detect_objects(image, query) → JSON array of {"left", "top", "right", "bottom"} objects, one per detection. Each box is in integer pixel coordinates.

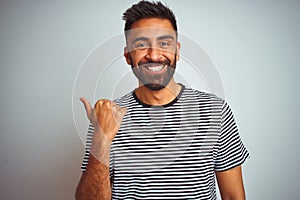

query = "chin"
[{"left": 144, "top": 83, "right": 166, "bottom": 91}]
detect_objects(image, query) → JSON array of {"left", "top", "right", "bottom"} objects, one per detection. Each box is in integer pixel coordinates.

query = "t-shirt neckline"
[{"left": 132, "top": 84, "right": 185, "bottom": 108}]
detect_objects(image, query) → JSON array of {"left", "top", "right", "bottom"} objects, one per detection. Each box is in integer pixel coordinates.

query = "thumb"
[{"left": 79, "top": 97, "right": 93, "bottom": 120}]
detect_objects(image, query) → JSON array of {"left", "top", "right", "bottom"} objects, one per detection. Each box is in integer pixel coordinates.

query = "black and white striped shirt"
[{"left": 81, "top": 85, "right": 249, "bottom": 199}]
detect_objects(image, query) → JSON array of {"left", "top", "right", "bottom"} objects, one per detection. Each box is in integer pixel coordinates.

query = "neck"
[{"left": 134, "top": 79, "right": 182, "bottom": 106}]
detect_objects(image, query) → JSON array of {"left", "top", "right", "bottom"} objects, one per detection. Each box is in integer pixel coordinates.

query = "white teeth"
[{"left": 147, "top": 65, "right": 164, "bottom": 72}]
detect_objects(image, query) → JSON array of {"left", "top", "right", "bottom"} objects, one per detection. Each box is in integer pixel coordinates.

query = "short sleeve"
[
  {"left": 214, "top": 101, "right": 249, "bottom": 171},
  {"left": 80, "top": 123, "right": 94, "bottom": 172}
]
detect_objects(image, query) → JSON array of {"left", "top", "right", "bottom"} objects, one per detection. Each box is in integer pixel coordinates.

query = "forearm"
[
  {"left": 76, "top": 134, "right": 112, "bottom": 200},
  {"left": 75, "top": 155, "right": 111, "bottom": 200},
  {"left": 76, "top": 98, "right": 125, "bottom": 199}
]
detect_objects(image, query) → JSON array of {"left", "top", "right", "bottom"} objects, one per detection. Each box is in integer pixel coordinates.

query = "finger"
[
  {"left": 121, "top": 107, "right": 127, "bottom": 117},
  {"left": 79, "top": 97, "right": 93, "bottom": 119},
  {"left": 112, "top": 103, "right": 126, "bottom": 116},
  {"left": 112, "top": 105, "right": 127, "bottom": 122}
]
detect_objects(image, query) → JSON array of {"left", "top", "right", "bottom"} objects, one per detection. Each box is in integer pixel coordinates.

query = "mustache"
[{"left": 138, "top": 60, "right": 170, "bottom": 68}]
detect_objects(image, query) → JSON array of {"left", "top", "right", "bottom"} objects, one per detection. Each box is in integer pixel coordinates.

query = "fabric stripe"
[{"left": 81, "top": 85, "right": 249, "bottom": 199}]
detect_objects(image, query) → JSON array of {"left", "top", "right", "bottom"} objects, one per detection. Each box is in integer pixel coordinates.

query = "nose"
[{"left": 145, "top": 47, "right": 162, "bottom": 61}]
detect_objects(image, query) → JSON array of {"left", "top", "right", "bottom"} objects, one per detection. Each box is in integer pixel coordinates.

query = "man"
[{"left": 76, "top": 1, "right": 249, "bottom": 199}]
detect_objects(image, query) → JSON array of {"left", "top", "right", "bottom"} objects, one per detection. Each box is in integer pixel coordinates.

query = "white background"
[{"left": 0, "top": 0, "right": 299, "bottom": 199}]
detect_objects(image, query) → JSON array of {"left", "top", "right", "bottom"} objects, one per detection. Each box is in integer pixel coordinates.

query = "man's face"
[{"left": 124, "top": 18, "right": 180, "bottom": 90}]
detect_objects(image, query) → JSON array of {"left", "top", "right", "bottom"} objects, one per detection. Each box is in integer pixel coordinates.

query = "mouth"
[
  {"left": 146, "top": 65, "right": 165, "bottom": 72},
  {"left": 139, "top": 63, "right": 167, "bottom": 73}
]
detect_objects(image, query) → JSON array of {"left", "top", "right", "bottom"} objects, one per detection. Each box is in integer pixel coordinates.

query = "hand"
[
  {"left": 80, "top": 97, "right": 126, "bottom": 164},
  {"left": 80, "top": 97, "right": 126, "bottom": 142}
]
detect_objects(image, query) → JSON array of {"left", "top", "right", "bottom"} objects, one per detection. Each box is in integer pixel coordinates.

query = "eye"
[
  {"left": 160, "top": 41, "right": 170, "bottom": 48},
  {"left": 135, "top": 42, "right": 150, "bottom": 49}
]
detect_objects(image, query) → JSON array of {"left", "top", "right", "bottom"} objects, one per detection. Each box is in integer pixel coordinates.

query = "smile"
[
  {"left": 146, "top": 65, "right": 165, "bottom": 72},
  {"left": 139, "top": 62, "right": 167, "bottom": 73}
]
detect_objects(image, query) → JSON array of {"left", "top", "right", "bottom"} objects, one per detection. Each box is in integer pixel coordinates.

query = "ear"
[
  {"left": 124, "top": 47, "right": 131, "bottom": 65},
  {"left": 176, "top": 42, "right": 181, "bottom": 61}
]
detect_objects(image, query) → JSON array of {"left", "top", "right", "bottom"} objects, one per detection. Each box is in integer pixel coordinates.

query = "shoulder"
[
  {"left": 113, "top": 91, "right": 136, "bottom": 107},
  {"left": 181, "top": 86, "right": 224, "bottom": 105}
]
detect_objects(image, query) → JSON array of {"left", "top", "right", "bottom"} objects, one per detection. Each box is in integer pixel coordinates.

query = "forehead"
[
  {"left": 126, "top": 18, "right": 177, "bottom": 41},
  {"left": 131, "top": 18, "right": 174, "bottom": 29}
]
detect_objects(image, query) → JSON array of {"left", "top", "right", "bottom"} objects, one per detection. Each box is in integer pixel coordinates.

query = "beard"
[{"left": 129, "top": 54, "right": 177, "bottom": 91}]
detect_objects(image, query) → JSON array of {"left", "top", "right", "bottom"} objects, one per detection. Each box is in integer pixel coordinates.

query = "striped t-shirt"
[{"left": 81, "top": 85, "right": 249, "bottom": 199}]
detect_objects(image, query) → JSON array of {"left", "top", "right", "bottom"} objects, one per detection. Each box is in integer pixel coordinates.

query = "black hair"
[{"left": 122, "top": 1, "right": 177, "bottom": 32}]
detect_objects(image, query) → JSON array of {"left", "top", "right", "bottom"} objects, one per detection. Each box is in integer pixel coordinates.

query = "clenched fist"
[
  {"left": 94, "top": 99, "right": 126, "bottom": 141},
  {"left": 80, "top": 97, "right": 126, "bottom": 164}
]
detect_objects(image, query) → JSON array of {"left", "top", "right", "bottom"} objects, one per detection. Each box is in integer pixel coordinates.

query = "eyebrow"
[
  {"left": 132, "top": 37, "right": 149, "bottom": 44},
  {"left": 131, "top": 35, "right": 175, "bottom": 44},
  {"left": 157, "top": 35, "right": 175, "bottom": 41}
]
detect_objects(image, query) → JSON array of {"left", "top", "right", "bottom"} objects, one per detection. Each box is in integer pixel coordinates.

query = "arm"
[
  {"left": 75, "top": 98, "right": 126, "bottom": 200},
  {"left": 215, "top": 165, "right": 246, "bottom": 200},
  {"left": 76, "top": 155, "right": 111, "bottom": 200},
  {"left": 75, "top": 134, "right": 112, "bottom": 200}
]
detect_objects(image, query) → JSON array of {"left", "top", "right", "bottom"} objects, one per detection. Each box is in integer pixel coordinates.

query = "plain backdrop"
[{"left": 0, "top": 0, "right": 299, "bottom": 199}]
